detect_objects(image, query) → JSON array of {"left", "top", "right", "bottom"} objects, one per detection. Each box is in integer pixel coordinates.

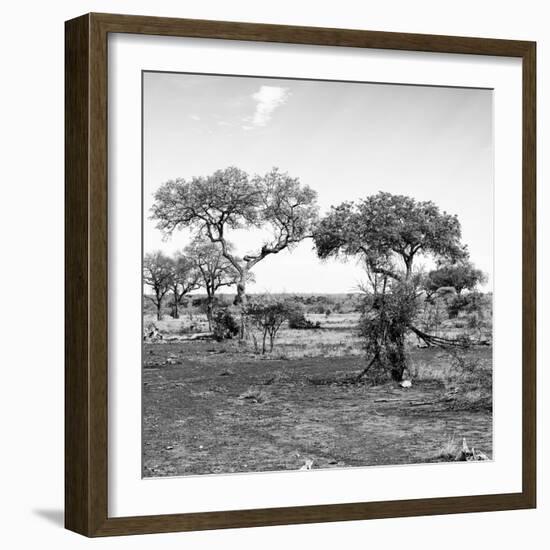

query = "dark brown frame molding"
[{"left": 65, "top": 12, "right": 536, "bottom": 537}]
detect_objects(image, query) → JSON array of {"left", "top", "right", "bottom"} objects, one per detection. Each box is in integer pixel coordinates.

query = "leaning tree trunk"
[{"left": 172, "top": 298, "right": 179, "bottom": 319}]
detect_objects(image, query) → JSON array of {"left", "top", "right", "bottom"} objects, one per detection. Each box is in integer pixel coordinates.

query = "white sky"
[{"left": 143, "top": 72, "right": 493, "bottom": 294}]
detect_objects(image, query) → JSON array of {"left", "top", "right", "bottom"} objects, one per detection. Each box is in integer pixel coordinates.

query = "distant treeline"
[
  {"left": 143, "top": 290, "right": 492, "bottom": 318},
  {"left": 143, "top": 292, "right": 365, "bottom": 316}
]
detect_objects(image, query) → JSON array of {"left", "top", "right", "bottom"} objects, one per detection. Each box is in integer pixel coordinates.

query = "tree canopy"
[
  {"left": 313, "top": 192, "right": 468, "bottom": 279},
  {"left": 152, "top": 166, "right": 319, "bottom": 309},
  {"left": 424, "top": 261, "right": 487, "bottom": 296}
]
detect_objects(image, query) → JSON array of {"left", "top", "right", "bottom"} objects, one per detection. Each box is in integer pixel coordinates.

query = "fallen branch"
[{"left": 409, "top": 325, "right": 471, "bottom": 348}]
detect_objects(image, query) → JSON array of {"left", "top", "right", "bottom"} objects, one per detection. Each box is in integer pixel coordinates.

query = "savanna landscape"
[
  {"left": 142, "top": 74, "right": 493, "bottom": 477},
  {"left": 143, "top": 312, "right": 492, "bottom": 476},
  {"left": 142, "top": 188, "right": 493, "bottom": 477}
]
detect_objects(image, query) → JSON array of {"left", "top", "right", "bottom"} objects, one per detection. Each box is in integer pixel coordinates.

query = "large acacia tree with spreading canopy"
[
  {"left": 152, "top": 166, "right": 319, "bottom": 333},
  {"left": 314, "top": 192, "right": 468, "bottom": 280},
  {"left": 314, "top": 192, "right": 473, "bottom": 381}
]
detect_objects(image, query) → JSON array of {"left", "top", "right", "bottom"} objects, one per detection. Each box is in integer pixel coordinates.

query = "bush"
[
  {"left": 246, "top": 298, "right": 295, "bottom": 353},
  {"left": 288, "top": 310, "right": 321, "bottom": 330},
  {"left": 447, "top": 294, "right": 468, "bottom": 318},
  {"left": 143, "top": 322, "right": 163, "bottom": 342},
  {"left": 357, "top": 281, "right": 418, "bottom": 382},
  {"left": 212, "top": 308, "right": 240, "bottom": 341},
  {"left": 447, "top": 291, "right": 485, "bottom": 318}
]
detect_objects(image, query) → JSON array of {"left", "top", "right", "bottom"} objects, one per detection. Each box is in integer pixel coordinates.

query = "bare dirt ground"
[{"left": 143, "top": 339, "right": 492, "bottom": 477}]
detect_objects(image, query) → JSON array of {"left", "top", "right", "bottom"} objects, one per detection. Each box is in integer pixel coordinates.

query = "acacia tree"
[
  {"left": 143, "top": 251, "right": 173, "bottom": 320},
  {"left": 424, "top": 260, "right": 487, "bottom": 297},
  {"left": 314, "top": 192, "right": 467, "bottom": 280},
  {"left": 168, "top": 253, "right": 201, "bottom": 319},
  {"left": 152, "top": 166, "right": 318, "bottom": 334},
  {"left": 184, "top": 239, "right": 240, "bottom": 330},
  {"left": 314, "top": 192, "right": 470, "bottom": 382}
]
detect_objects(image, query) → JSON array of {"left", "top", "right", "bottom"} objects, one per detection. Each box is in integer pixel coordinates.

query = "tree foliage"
[
  {"left": 424, "top": 260, "right": 487, "bottom": 297},
  {"left": 151, "top": 166, "right": 319, "bottom": 311},
  {"left": 314, "top": 192, "right": 467, "bottom": 279}
]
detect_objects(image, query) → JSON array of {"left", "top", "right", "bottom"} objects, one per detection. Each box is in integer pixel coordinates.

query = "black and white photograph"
[{"left": 142, "top": 71, "right": 493, "bottom": 478}]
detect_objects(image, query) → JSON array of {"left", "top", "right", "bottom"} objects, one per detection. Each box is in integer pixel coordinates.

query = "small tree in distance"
[
  {"left": 424, "top": 260, "right": 486, "bottom": 297},
  {"left": 246, "top": 297, "right": 295, "bottom": 354},
  {"left": 168, "top": 253, "right": 201, "bottom": 319},
  {"left": 143, "top": 251, "right": 173, "bottom": 321},
  {"left": 185, "top": 239, "right": 241, "bottom": 330}
]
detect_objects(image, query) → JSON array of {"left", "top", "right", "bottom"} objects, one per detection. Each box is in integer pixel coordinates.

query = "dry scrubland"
[{"left": 143, "top": 307, "right": 492, "bottom": 477}]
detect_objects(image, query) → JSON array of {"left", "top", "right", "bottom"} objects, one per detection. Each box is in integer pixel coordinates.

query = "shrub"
[
  {"left": 288, "top": 310, "right": 321, "bottom": 330},
  {"left": 246, "top": 298, "right": 295, "bottom": 353},
  {"left": 433, "top": 436, "right": 460, "bottom": 461},
  {"left": 447, "top": 294, "right": 468, "bottom": 318},
  {"left": 447, "top": 291, "right": 485, "bottom": 318},
  {"left": 212, "top": 308, "right": 240, "bottom": 341},
  {"left": 191, "top": 297, "right": 203, "bottom": 308},
  {"left": 143, "top": 322, "right": 163, "bottom": 342},
  {"left": 357, "top": 281, "right": 418, "bottom": 382}
]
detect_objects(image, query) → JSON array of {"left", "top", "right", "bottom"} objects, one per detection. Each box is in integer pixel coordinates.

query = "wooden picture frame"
[{"left": 65, "top": 12, "right": 536, "bottom": 537}]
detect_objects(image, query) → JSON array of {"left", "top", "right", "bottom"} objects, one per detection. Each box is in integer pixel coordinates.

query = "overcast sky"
[{"left": 143, "top": 71, "right": 493, "bottom": 294}]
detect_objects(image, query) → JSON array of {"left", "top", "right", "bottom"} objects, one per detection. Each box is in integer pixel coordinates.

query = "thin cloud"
[
  {"left": 189, "top": 114, "right": 201, "bottom": 121},
  {"left": 245, "top": 85, "right": 291, "bottom": 128}
]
